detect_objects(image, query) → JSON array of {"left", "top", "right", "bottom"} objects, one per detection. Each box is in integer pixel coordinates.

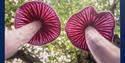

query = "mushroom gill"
[
  {"left": 14, "top": 1, "right": 61, "bottom": 46},
  {"left": 65, "top": 6, "right": 115, "bottom": 51}
]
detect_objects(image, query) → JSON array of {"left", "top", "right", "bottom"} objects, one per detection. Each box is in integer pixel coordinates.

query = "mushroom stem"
[
  {"left": 5, "top": 21, "right": 41, "bottom": 59},
  {"left": 85, "top": 26, "right": 120, "bottom": 63}
]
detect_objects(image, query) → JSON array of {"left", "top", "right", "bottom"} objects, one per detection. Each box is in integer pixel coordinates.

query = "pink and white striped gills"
[
  {"left": 65, "top": 6, "right": 115, "bottom": 51},
  {"left": 14, "top": 1, "right": 60, "bottom": 46}
]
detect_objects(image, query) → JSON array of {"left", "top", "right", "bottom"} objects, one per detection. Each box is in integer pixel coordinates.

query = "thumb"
[{"left": 85, "top": 26, "right": 120, "bottom": 63}]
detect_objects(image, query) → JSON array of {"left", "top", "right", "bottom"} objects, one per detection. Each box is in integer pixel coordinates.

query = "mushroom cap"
[
  {"left": 15, "top": 1, "right": 60, "bottom": 46},
  {"left": 65, "top": 6, "right": 115, "bottom": 51}
]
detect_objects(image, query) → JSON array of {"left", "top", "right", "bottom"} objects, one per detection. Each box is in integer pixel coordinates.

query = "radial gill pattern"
[
  {"left": 15, "top": 1, "right": 60, "bottom": 46},
  {"left": 65, "top": 6, "right": 115, "bottom": 51}
]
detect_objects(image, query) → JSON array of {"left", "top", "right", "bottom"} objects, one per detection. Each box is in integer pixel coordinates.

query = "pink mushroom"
[
  {"left": 65, "top": 6, "right": 115, "bottom": 51},
  {"left": 14, "top": 1, "right": 60, "bottom": 46}
]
